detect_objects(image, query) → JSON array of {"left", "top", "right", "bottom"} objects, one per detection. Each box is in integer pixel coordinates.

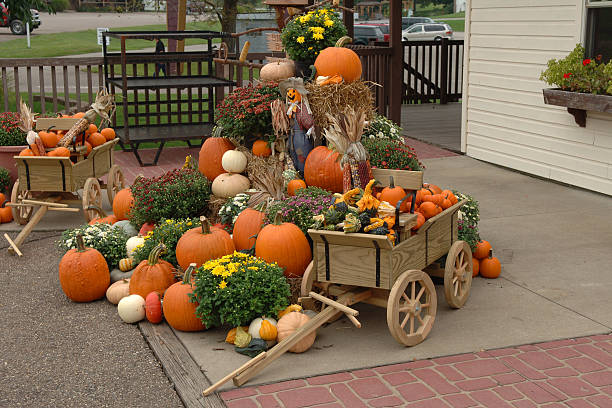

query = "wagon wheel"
[
  {"left": 444, "top": 241, "right": 473, "bottom": 309},
  {"left": 10, "top": 180, "right": 33, "bottom": 225},
  {"left": 82, "top": 178, "right": 102, "bottom": 222},
  {"left": 299, "top": 261, "right": 344, "bottom": 322},
  {"left": 106, "top": 165, "right": 125, "bottom": 206},
  {"left": 387, "top": 270, "right": 437, "bottom": 346}
]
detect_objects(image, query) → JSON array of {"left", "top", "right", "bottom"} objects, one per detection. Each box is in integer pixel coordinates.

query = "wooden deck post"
[
  {"left": 343, "top": 0, "right": 354, "bottom": 39},
  {"left": 389, "top": 0, "right": 403, "bottom": 122}
]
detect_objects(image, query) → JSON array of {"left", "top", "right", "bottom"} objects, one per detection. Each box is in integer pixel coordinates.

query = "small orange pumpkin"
[
  {"left": 441, "top": 189, "right": 457, "bottom": 205},
  {"left": 287, "top": 179, "right": 307, "bottom": 196},
  {"left": 129, "top": 243, "right": 176, "bottom": 299},
  {"left": 411, "top": 212, "right": 425, "bottom": 231},
  {"left": 48, "top": 147, "right": 71, "bottom": 157},
  {"left": 87, "top": 132, "right": 106, "bottom": 147},
  {"left": 379, "top": 176, "right": 405, "bottom": 209},
  {"left": 100, "top": 127, "right": 116, "bottom": 141},
  {"left": 473, "top": 240, "right": 492, "bottom": 260},
  {"left": 424, "top": 183, "right": 442, "bottom": 195},
  {"left": 19, "top": 148, "right": 34, "bottom": 156},
  {"left": 480, "top": 250, "right": 501, "bottom": 279},
  {"left": 39, "top": 131, "right": 58, "bottom": 148},
  {"left": 163, "top": 263, "right": 206, "bottom": 332},
  {"left": 0, "top": 200, "right": 13, "bottom": 224},
  {"left": 419, "top": 202, "right": 439, "bottom": 219},
  {"left": 252, "top": 139, "right": 272, "bottom": 157}
]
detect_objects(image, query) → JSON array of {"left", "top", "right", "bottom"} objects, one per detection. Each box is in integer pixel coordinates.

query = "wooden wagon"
[
  {"left": 4, "top": 118, "right": 125, "bottom": 255},
  {"left": 301, "top": 168, "right": 473, "bottom": 346}
]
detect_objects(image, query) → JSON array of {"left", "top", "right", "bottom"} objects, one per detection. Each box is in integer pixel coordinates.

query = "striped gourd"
[{"left": 119, "top": 257, "right": 134, "bottom": 272}]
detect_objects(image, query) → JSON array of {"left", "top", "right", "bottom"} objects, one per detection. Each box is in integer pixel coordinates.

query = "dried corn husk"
[
  {"left": 58, "top": 89, "right": 115, "bottom": 147},
  {"left": 19, "top": 100, "right": 45, "bottom": 156}
]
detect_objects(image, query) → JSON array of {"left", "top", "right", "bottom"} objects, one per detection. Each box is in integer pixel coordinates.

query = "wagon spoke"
[
  {"left": 452, "top": 276, "right": 458, "bottom": 284},
  {"left": 399, "top": 306, "right": 411, "bottom": 313},
  {"left": 421, "top": 303, "right": 429, "bottom": 308},
  {"left": 454, "top": 280, "right": 460, "bottom": 297},
  {"left": 416, "top": 286, "right": 425, "bottom": 302},
  {"left": 400, "top": 312, "right": 411, "bottom": 329},
  {"left": 409, "top": 315, "right": 414, "bottom": 334},
  {"left": 401, "top": 293, "right": 410, "bottom": 303},
  {"left": 459, "top": 251, "right": 464, "bottom": 266},
  {"left": 417, "top": 314, "right": 424, "bottom": 325},
  {"left": 411, "top": 281, "right": 416, "bottom": 300}
]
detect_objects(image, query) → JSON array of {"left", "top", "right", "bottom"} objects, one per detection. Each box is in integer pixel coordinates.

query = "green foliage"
[
  {"left": 215, "top": 83, "right": 280, "bottom": 144},
  {"left": 129, "top": 168, "right": 211, "bottom": 226},
  {"left": 266, "top": 187, "right": 333, "bottom": 234},
  {"left": 452, "top": 191, "right": 480, "bottom": 251},
  {"left": 540, "top": 44, "right": 612, "bottom": 95},
  {"left": 362, "top": 138, "right": 423, "bottom": 171},
  {"left": 59, "top": 223, "right": 128, "bottom": 269},
  {"left": 218, "top": 193, "right": 249, "bottom": 232},
  {"left": 49, "top": 0, "right": 69, "bottom": 12},
  {"left": 281, "top": 8, "right": 347, "bottom": 63},
  {"left": 132, "top": 218, "right": 198, "bottom": 266},
  {"left": 5, "top": 0, "right": 55, "bottom": 24},
  {"left": 0, "top": 112, "right": 27, "bottom": 147},
  {"left": 191, "top": 252, "right": 290, "bottom": 327},
  {"left": 0, "top": 168, "right": 10, "bottom": 195},
  {"left": 363, "top": 114, "right": 403, "bottom": 141}
]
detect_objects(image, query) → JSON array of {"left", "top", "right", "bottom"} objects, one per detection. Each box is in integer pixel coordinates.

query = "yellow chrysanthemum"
[
  {"left": 187, "top": 221, "right": 192, "bottom": 226},
  {"left": 212, "top": 265, "right": 225, "bottom": 276},
  {"left": 218, "top": 280, "right": 227, "bottom": 289},
  {"left": 297, "top": 36, "right": 305, "bottom": 44},
  {"left": 247, "top": 266, "right": 259, "bottom": 270},
  {"left": 313, "top": 33, "right": 324, "bottom": 40},
  {"left": 324, "top": 19, "right": 334, "bottom": 27}
]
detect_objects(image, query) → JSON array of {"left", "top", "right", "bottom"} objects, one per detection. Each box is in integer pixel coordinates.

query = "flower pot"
[
  {"left": 293, "top": 61, "right": 315, "bottom": 80},
  {"left": 542, "top": 88, "right": 612, "bottom": 127},
  {"left": 0, "top": 145, "right": 27, "bottom": 185}
]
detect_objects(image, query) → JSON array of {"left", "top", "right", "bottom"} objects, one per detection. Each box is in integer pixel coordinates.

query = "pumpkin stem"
[
  {"left": 335, "top": 36, "right": 353, "bottom": 48},
  {"left": 148, "top": 242, "right": 167, "bottom": 265},
  {"left": 200, "top": 216, "right": 211, "bottom": 234},
  {"left": 488, "top": 249, "right": 493, "bottom": 259},
  {"left": 182, "top": 263, "right": 197, "bottom": 284},
  {"left": 273, "top": 212, "right": 284, "bottom": 225},
  {"left": 75, "top": 234, "right": 86, "bottom": 252},
  {"left": 86, "top": 204, "right": 106, "bottom": 218},
  {"left": 389, "top": 176, "right": 395, "bottom": 189},
  {"left": 253, "top": 201, "right": 267, "bottom": 212}
]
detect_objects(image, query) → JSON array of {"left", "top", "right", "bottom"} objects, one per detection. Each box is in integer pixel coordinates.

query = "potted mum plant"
[
  {"left": 281, "top": 8, "right": 347, "bottom": 78},
  {"left": 0, "top": 112, "right": 27, "bottom": 184},
  {"left": 540, "top": 44, "right": 612, "bottom": 127}
]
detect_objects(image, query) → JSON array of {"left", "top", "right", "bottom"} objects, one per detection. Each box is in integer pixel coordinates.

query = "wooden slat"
[
  {"left": 63, "top": 66, "right": 69, "bottom": 113},
  {"left": 13, "top": 67, "right": 20, "bottom": 112},
  {"left": 1, "top": 67, "right": 8, "bottom": 111},
  {"left": 51, "top": 66, "right": 58, "bottom": 113},
  {"left": 0, "top": 57, "right": 103, "bottom": 68},
  {"left": 87, "top": 66, "right": 93, "bottom": 105},
  {"left": 308, "top": 229, "right": 394, "bottom": 249},
  {"left": 139, "top": 322, "right": 225, "bottom": 408},
  {"left": 74, "top": 66, "right": 81, "bottom": 111},
  {"left": 39, "top": 66, "right": 45, "bottom": 115},
  {"left": 371, "top": 169, "right": 423, "bottom": 190},
  {"left": 35, "top": 117, "right": 79, "bottom": 130},
  {"left": 27, "top": 66, "right": 33, "bottom": 108}
]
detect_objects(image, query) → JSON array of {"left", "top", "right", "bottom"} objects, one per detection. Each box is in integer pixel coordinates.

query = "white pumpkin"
[
  {"left": 249, "top": 317, "right": 278, "bottom": 347},
  {"left": 212, "top": 173, "right": 250, "bottom": 198},
  {"left": 260, "top": 61, "right": 295, "bottom": 82},
  {"left": 221, "top": 150, "right": 247, "bottom": 174},
  {"left": 117, "top": 294, "right": 146, "bottom": 323},
  {"left": 112, "top": 220, "right": 139, "bottom": 237},
  {"left": 126, "top": 236, "right": 145, "bottom": 259}
]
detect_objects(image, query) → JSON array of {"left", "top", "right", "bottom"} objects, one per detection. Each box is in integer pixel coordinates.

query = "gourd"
[
  {"left": 480, "top": 251, "right": 501, "bottom": 279},
  {"left": 58, "top": 234, "right": 110, "bottom": 302},
  {"left": 38, "top": 130, "right": 58, "bottom": 148},
  {"left": 277, "top": 304, "right": 302, "bottom": 319},
  {"left": 100, "top": 127, "right": 116, "bottom": 141},
  {"left": 112, "top": 188, "right": 133, "bottom": 220},
  {"left": 110, "top": 268, "right": 133, "bottom": 283},
  {"left": 119, "top": 257, "right": 134, "bottom": 272},
  {"left": 252, "top": 140, "right": 272, "bottom": 157},
  {"left": 232, "top": 205, "right": 266, "bottom": 252},
  {"left": 112, "top": 220, "right": 138, "bottom": 237},
  {"left": 211, "top": 173, "right": 250, "bottom": 198},
  {"left": 276, "top": 312, "right": 316, "bottom": 353},
  {"left": 255, "top": 212, "right": 312, "bottom": 278},
  {"left": 473, "top": 240, "right": 492, "bottom": 260},
  {"left": 117, "top": 294, "right": 146, "bottom": 323},
  {"left": 126, "top": 236, "right": 145, "bottom": 259},
  {"left": 304, "top": 146, "right": 344, "bottom": 193},
  {"left": 145, "top": 291, "right": 163, "bottom": 324},
  {"left": 106, "top": 278, "right": 131, "bottom": 304},
  {"left": 162, "top": 263, "right": 206, "bottom": 332},
  {"left": 314, "top": 36, "right": 362, "bottom": 83},
  {"left": 198, "top": 137, "right": 235, "bottom": 181},
  {"left": 259, "top": 60, "right": 295, "bottom": 82},
  {"left": 225, "top": 326, "right": 249, "bottom": 344},
  {"left": 248, "top": 317, "right": 278, "bottom": 341},
  {"left": 221, "top": 149, "right": 247, "bottom": 174},
  {"left": 287, "top": 179, "right": 307, "bottom": 196},
  {"left": 129, "top": 243, "right": 176, "bottom": 299},
  {"left": 175, "top": 216, "right": 235, "bottom": 270}
]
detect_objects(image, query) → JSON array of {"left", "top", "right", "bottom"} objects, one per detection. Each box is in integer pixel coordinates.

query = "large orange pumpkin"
[
  {"left": 175, "top": 216, "right": 235, "bottom": 270},
  {"left": 252, "top": 139, "right": 272, "bottom": 157},
  {"left": 112, "top": 188, "right": 133, "bottom": 220},
  {"left": 304, "top": 146, "right": 343, "bottom": 193},
  {"left": 163, "top": 263, "right": 206, "bottom": 332},
  {"left": 255, "top": 213, "right": 312, "bottom": 278},
  {"left": 287, "top": 179, "right": 307, "bottom": 196},
  {"left": 129, "top": 243, "right": 176, "bottom": 298},
  {"left": 58, "top": 235, "right": 110, "bottom": 302},
  {"left": 233, "top": 206, "right": 266, "bottom": 252},
  {"left": 198, "top": 137, "right": 235, "bottom": 181},
  {"left": 314, "top": 36, "right": 362, "bottom": 83}
]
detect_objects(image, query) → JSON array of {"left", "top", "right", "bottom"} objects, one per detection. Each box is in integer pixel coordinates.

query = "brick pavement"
[{"left": 220, "top": 333, "right": 612, "bottom": 408}]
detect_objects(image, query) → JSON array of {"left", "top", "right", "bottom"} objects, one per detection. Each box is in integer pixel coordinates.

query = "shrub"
[
  {"left": 266, "top": 187, "right": 333, "bottom": 234},
  {"left": 218, "top": 193, "right": 249, "bottom": 232},
  {"left": 363, "top": 114, "right": 403, "bottom": 141},
  {"left": 0, "top": 112, "right": 27, "bottom": 147},
  {"left": 362, "top": 138, "right": 423, "bottom": 171},
  {"left": 453, "top": 191, "right": 480, "bottom": 251},
  {"left": 0, "top": 167, "right": 10, "bottom": 194},
  {"left": 131, "top": 218, "right": 198, "bottom": 267},
  {"left": 191, "top": 252, "right": 290, "bottom": 327},
  {"left": 50, "top": 0, "right": 70, "bottom": 12},
  {"left": 129, "top": 168, "right": 211, "bottom": 226},
  {"left": 59, "top": 223, "right": 128, "bottom": 269}
]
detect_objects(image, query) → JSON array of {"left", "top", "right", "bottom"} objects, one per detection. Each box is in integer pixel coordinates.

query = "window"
[
  {"left": 407, "top": 25, "right": 422, "bottom": 33},
  {"left": 586, "top": 0, "right": 612, "bottom": 61}
]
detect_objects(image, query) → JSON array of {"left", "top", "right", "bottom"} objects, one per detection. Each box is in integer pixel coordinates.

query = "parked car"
[
  {"left": 402, "top": 16, "right": 434, "bottom": 30},
  {"left": 356, "top": 22, "right": 389, "bottom": 42},
  {"left": 402, "top": 23, "right": 453, "bottom": 41},
  {"left": 353, "top": 25, "right": 385, "bottom": 45},
  {"left": 0, "top": 2, "right": 41, "bottom": 35}
]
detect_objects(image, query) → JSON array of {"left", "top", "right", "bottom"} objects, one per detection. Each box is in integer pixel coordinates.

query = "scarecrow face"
[{"left": 287, "top": 88, "right": 302, "bottom": 103}]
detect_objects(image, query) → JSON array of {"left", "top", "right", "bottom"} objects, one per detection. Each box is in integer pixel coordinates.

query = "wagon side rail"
[
  {"left": 14, "top": 156, "right": 74, "bottom": 192},
  {"left": 72, "top": 138, "right": 119, "bottom": 189},
  {"left": 416, "top": 199, "right": 467, "bottom": 235}
]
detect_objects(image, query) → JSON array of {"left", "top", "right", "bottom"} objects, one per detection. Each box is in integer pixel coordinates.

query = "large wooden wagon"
[
  {"left": 301, "top": 168, "right": 473, "bottom": 346},
  {"left": 5, "top": 118, "right": 125, "bottom": 255}
]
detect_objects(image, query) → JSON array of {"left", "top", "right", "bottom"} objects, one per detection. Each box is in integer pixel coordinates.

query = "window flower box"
[{"left": 542, "top": 88, "right": 612, "bottom": 127}]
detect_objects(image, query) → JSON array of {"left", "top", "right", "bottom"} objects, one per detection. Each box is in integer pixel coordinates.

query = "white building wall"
[{"left": 462, "top": 0, "right": 612, "bottom": 195}]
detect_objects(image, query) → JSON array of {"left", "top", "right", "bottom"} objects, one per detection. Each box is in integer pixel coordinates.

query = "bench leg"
[{"left": 131, "top": 141, "right": 165, "bottom": 167}]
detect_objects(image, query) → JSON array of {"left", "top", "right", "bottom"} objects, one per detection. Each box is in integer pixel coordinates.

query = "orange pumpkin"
[
  {"left": 314, "top": 36, "right": 362, "bottom": 83},
  {"left": 87, "top": 205, "right": 118, "bottom": 225},
  {"left": 411, "top": 212, "right": 425, "bottom": 231},
  {"left": 129, "top": 243, "right": 176, "bottom": 299},
  {"left": 163, "top": 264, "right": 206, "bottom": 332},
  {"left": 58, "top": 234, "right": 110, "bottom": 302},
  {"left": 304, "top": 146, "right": 344, "bottom": 193},
  {"left": 48, "top": 147, "right": 71, "bottom": 157},
  {"left": 73, "top": 112, "right": 85, "bottom": 119},
  {"left": 86, "top": 123, "right": 98, "bottom": 135},
  {"left": 0, "top": 193, "right": 5, "bottom": 204},
  {"left": 87, "top": 132, "right": 106, "bottom": 147},
  {"left": 112, "top": 188, "right": 133, "bottom": 220},
  {"left": 287, "top": 179, "right": 307, "bottom": 196},
  {"left": 440, "top": 198, "right": 452, "bottom": 210},
  {"left": 100, "top": 127, "right": 116, "bottom": 141},
  {"left": 422, "top": 193, "right": 443, "bottom": 206},
  {"left": 19, "top": 148, "right": 34, "bottom": 156},
  {"left": 441, "top": 189, "right": 458, "bottom": 205},
  {"left": 424, "top": 183, "right": 442, "bottom": 195},
  {"left": 480, "top": 250, "right": 501, "bottom": 279},
  {"left": 379, "top": 176, "right": 406, "bottom": 209},
  {"left": 198, "top": 137, "right": 235, "bottom": 181},
  {"left": 38, "top": 131, "right": 58, "bottom": 148},
  {"left": 175, "top": 216, "right": 235, "bottom": 270},
  {"left": 419, "top": 202, "right": 439, "bottom": 219},
  {"left": 276, "top": 312, "right": 316, "bottom": 353},
  {"left": 252, "top": 139, "right": 272, "bottom": 157},
  {"left": 255, "top": 213, "right": 312, "bottom": 278},
  {"left": 473, "top": 240, "right": 492, "bottom": 260},
  {"left": 472, "top": 258, "right": 480, "bottom": 277},
  {"left": 0, "top": 200, "right": 13, "bottom": 223},
  {"left": 233, "top": 206, "right": 266, "bottom": 252}
]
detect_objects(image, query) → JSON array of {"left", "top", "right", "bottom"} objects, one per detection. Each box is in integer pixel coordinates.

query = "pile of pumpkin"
[{"left": 472, "top": 240, "right": 501, "bottom": 279}]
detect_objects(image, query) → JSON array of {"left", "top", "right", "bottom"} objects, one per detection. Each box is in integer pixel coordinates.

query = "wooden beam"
[{"left": 389, "top": 0, "right": 403, "bottom": 123}]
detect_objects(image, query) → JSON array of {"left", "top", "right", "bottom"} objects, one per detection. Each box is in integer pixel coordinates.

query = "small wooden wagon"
[
  {"left": 5, "top": 117, "right": 125, "bottom": 255},
  {"left": 301, "top": 168, "right": 473, "bottom": 346}
]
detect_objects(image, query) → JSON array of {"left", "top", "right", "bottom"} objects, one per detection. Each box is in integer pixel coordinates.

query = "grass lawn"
[
  {"left": 444, "top": 20, "right": 465, "bottom": 33},
  {"left": 0, "top": 21, "right": 221, "bottom": 59},
  {"left": 432, "top": 11, "right": 465, "bottom": 19}
]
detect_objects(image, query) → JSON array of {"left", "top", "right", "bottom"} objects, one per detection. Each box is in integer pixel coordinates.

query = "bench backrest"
[{"left": 371, "top": 168, "right": 423, "bottom": 191}]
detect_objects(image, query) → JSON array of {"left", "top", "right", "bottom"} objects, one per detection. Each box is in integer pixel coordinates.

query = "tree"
[{"left": 5, "top": 0, "right": 55, "bottom": 25}]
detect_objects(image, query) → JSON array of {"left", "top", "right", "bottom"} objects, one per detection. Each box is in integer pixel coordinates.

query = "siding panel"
[
  {"left": 471, "top": 6, "right": 577, "bottom": 22},
  {"left": 470, "top": 21, "right": 577, "bottom": 37}
]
